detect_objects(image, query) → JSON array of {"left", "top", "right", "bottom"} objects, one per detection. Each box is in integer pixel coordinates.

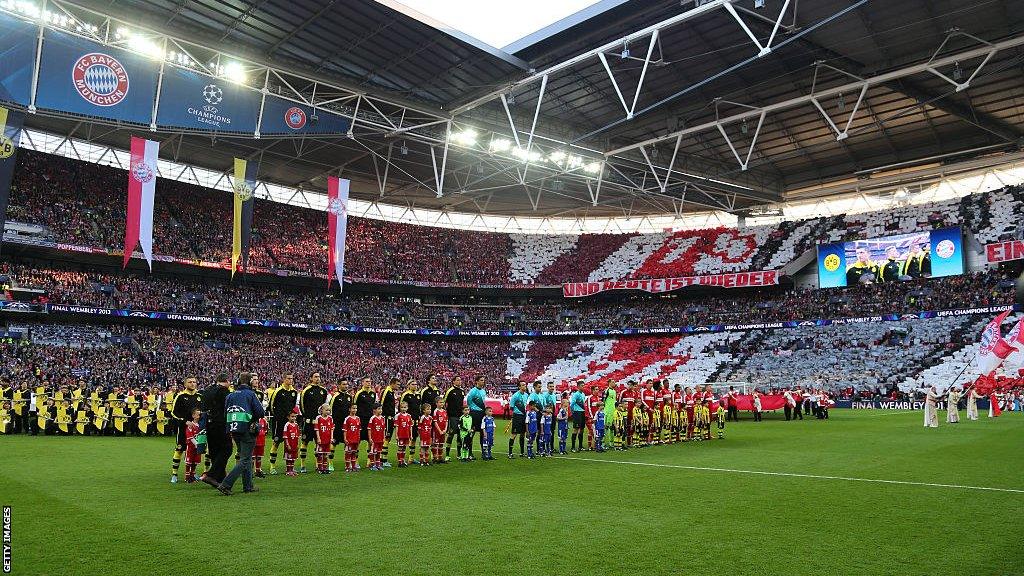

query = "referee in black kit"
[{"left": 443, "top": 376, "right": 465, "bottom": 461}]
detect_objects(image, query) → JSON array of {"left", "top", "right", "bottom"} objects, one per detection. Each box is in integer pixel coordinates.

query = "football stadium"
[{"left": 0, "top": 0, "right": 1023, "bottom": 574}]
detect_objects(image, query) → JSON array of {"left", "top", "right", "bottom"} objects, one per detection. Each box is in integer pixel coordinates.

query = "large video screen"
[{"left": 817, "top": 227, "right": 963, "bottom": 288}]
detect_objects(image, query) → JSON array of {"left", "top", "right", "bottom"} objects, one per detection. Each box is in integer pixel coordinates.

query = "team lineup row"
[{"left": 163, "top": 375, "right": 802, "bottom": 489}]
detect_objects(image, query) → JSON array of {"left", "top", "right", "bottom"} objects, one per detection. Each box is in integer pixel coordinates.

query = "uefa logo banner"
[
  {"left": 259, "top": 95, "right": 351, "bottom": 135},
  {"left": 284, "top": 106, "right": 307, "bottom": 130}
]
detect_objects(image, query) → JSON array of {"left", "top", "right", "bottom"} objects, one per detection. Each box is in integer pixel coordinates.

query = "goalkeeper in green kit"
[
  {"left": 603, "top": 381, "right": 617, "bottom": 450},
  {"left": 458, "top": 406, "right": 473, "bottom": 462}
]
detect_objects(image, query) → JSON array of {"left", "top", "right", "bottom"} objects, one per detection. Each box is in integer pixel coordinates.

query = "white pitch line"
[{"left": 560, "top": 456, "right": 1024, "bottom": 494}]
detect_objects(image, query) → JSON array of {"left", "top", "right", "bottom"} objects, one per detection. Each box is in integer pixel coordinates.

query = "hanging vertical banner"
[
  {"left": 326, "top": 176, "right": 350, "bottom": 291},
  {"left": 124, "top": 136, "right": 159, "bottom": 269},
  {"left": 231, "top": 157, "right": 257, "bottom": 278},
  {"left": 0, "top": 105, "right": 25, "bottom": 255}
]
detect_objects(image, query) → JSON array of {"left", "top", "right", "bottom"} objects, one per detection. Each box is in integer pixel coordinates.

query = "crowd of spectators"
[
  {"left": 1, "top": 259, "right": 1015, "bottom": 330},
  {"left": 3, "top": 325, "right": 510, "bottom": 394},
  {"left": 9, "top": 149, "right": 1022, "bottom": 287},
  {"left": 3, "top": 311, "right": 1005, "bottom": 402}
]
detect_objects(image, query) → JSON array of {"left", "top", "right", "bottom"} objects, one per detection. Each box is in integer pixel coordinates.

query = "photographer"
[{"left": 218, "top": 373, "right": 265, "bottom": 496}]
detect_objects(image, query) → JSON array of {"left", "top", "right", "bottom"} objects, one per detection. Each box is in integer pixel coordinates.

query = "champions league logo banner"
[
  {"left": 260, "top": 96, "right": 350, "bottom": 135},
  {"left": 231, "top": 157, "right": 258, "bottom": 278},
  {"left": 35, "top": 30, "right": 158, "bottom": 125},
  {"left": 0, "top": 14, "right": 35, "bottom": 106},
  {"left": 157, "top": 67, "right": 259, "bottom": 133},
  {"left": 0, "top": 105, "right": 24, "bottom": 255}
]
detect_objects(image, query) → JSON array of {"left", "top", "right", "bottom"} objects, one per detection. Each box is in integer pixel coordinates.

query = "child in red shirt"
[
  {"left": 395, "top": 401, "right": 414, "bottom": 468},
  {"left": 418, "top": 403, "right": 433, "bottom": 466},
  {"left": 368, "top": 404, "right": 386, "bottom": 471},
  {"left": 432, "top": 405, "right": 448, "bottom": 464},
  {"left": 342, "top": 405, "right": 361, "bottom": 472},
  {"left": 282, "top": 409, "right": 301, "bottom": 477},
  {"left": 183, "top": 408, "right": 202, "bottom": 483},
  {"left": 253, "top": 415, "right": 269, "bottom": 478},
  {"left": 314, "top": 404, "right": 334, "bottom": 474}
]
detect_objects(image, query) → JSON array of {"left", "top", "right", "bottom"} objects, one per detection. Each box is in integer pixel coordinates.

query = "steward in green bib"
[{"left": 217, "top": 373, "right": 265, "bottom": 496}]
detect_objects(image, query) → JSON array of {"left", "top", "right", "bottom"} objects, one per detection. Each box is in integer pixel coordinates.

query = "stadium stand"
[
  {"left": 2, "top": 313, "right": 1003, "bottom": 398},
  {"left": 0, "top": 261, "right": 1013, "bottom": 329},
  {"left": 8, "top": 150, "right": 1021, "bottom": 288}
]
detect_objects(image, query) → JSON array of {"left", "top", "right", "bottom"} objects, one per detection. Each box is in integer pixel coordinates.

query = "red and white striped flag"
[
  {"left": 124, "top": 136, "right": 159, "bottom": 269},
  {"left": 326, "top": 176, "right": 350, "bottom": 291},
  {"left": 1001, "top": 315, "right": 1024, "bottom": 371},
  {"left": 976, "top": 309, "right": 1017, "bottom": 376}
]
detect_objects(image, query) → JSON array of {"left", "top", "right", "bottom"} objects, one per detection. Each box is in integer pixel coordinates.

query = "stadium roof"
[{"left": 14, "top": 0, "right": 1024, "bottom": 220}]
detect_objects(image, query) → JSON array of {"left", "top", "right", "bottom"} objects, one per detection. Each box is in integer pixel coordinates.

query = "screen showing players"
[{"left": 816, "top": 227, "right": 963, "bottom": 288}]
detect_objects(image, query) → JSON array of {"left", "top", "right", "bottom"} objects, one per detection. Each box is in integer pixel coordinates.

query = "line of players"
[
  {"left": 537, "top": 379, "right": 731, "bottom": 454},
  {"left": 169, "top": 375, "right": 732, "bottom": 481}
]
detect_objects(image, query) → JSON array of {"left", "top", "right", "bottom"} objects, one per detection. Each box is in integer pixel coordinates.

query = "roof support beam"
[
  {"left": 449, "top": 0, "right": 737, "bottom": 115},
  {"left": 606, "top": 33, "right": 1024, "bottom": 157}
]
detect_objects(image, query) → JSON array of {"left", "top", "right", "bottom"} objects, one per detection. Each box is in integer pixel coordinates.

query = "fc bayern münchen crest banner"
[
  {"left": 326, "top": 176, "right": 350, "bottom": 291},
  {"left": 0, "top": 105, "right": 25, "bottom": 255},
  {"left": 231, "top": 157, "right": 257, "bottom": 278},
  {"left": 124, "top": 136, "right": 159, "bottom": 269},
  {"left": 35, "top": 29, "right": 158, "bottom": 125}
]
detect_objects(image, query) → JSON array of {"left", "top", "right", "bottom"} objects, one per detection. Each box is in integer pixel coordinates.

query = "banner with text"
[
  {"left": 985, "top": 240, "right": 1024, "bottom": 263},
  {"left": 157, "top": 68, "right": 260, "bottom": 133},
  {"left": 562, "top": 270, "right": 779, "bottom": 298}
]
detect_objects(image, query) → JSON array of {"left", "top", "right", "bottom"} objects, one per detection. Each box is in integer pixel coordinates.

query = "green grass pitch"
[{"left": 1, "top": 410, "right": 1021, "bottom": 576}]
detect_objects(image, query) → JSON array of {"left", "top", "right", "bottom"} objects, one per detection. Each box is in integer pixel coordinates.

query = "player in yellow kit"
[
  {"left": 694, "top": 400, "right": 708, "bottom": 441},
  {"left": 662, "top": 402, "right": 674, "bottom": 444},
  {"left": 649, "top": 405, "right": 661, "bottom": 445},
  {"left": 612, "top": 403, "right": 627, "bottom": 451}
]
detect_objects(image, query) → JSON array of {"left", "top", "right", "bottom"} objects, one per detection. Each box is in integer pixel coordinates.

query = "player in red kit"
[
  {"left": 314, "top": 404, "right": 334, "bottom": 474},
  {"left": 640, "top": 381, "right": 657, "bottom": 445},
  {"left": 282, "top": 409, "right": 301, "bottom": 476},
  {"left": 620, "top": 381, "right": 637, "bottom": 447},
  {"left": 703, "top": 385, "right": 719, "bottom": 440},
  {"left": 672, "top": 384, "right": 684, "bottom": 443},
  {"left": 418, "top": 404, "right": 433, "bottom": 466},
  {"left": 368, "top": 405, "right": 386, "bottom": 471},
  {"left": 432, "top": 404, "right": 448, "bottom": 463},
  {"left": 183, "top": 408, "right": 202, "bottom": 483},
  {"left": 342, "top": 404, "right": 361, "bottom": 472},
  {"left": 252, "top": 415, "right": 269, "bottom": 477},
  {"left": 684, "top": 387, "right": 696, "bottom": 441},
  {"left": 586, "top": 387, "right": 603, "bottom": 450},
  {"left": 395, "top": 401, "right": 414, "bottom": 467}
]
